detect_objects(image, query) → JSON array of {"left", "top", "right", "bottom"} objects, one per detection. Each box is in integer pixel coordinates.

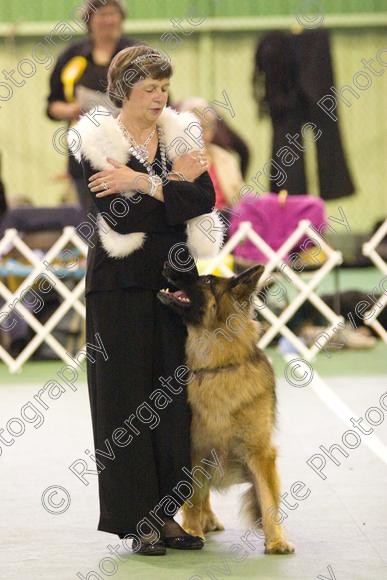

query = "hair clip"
[{"left": 131, "top": 53, "right": 163, "bottom": 65}]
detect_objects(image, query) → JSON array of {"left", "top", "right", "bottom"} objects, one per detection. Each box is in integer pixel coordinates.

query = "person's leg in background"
[
  {"left": 270, "top": 107, "right": 308, "bottom": 194},
  {"left": 312, "top": 107, "right": 355, "bottom": 199}
]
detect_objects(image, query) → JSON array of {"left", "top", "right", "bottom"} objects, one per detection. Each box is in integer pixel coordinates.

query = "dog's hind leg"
[
  {"left": 247, "top": 448, "right": 295, "bottom": 555},
  {"left": 181, "top": 477, "right": 211, "bottom": 540},
  {"left": 240, "top": 484, "right": 262, "bottom": 525},
  {"left": 201, "top": 492, "right": 225, "bottom": 534}
]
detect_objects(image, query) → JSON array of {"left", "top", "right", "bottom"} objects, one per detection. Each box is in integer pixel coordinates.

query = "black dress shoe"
[
  {"left": 163, "top": 535, "right": 204, "bottom": 550},
  {"left": 135, "top": 539, "right": 166, "bottom": 556}
]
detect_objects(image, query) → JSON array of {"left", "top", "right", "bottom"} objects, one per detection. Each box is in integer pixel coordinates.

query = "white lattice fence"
[
  {"left": 4, "top": 219, "right": 377, "bottom": 371},
  {"left": 0, "top": 227, "right": 88, "bottom": 373},
  {"left": 362, "top": 219, "right": 387, "bottom": 343},
  {"left": 200, "top": 219, "right": 344, "bottom": 361}
]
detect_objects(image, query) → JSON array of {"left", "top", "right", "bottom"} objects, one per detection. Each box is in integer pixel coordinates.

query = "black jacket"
[{"left": 80, "top": 149, "right": 216, "bottom": 294}]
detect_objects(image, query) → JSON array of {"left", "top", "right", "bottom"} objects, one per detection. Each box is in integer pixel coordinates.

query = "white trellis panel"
[
  {"left": 0, "top": 227, "right": 88, "bottom": 373},
  {"left": 362, "top": 219, "right": 387, "bottom": 343},
  {"left": 201, "top": 220, "right": 344, "bottom": 361}
]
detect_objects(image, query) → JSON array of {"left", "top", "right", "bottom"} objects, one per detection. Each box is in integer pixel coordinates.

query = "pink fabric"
[{"left": 229, "top": 193, "right": 327, "bottom": 264}]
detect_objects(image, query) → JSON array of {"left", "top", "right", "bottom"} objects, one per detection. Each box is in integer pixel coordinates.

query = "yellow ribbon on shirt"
[{"left": 60, "top": 56, "right": 88, "bottom": 102}]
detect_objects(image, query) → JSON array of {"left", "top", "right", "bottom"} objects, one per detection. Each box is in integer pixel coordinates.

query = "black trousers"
[
  {"left": 86, "top": 287, "right": 192, "bottom": 535},
  {"left": 270, "top": 101, "right": 355, "bottom": 198},
  {"left": 257, "top": 29, "right": 355, "bottom": 199}
]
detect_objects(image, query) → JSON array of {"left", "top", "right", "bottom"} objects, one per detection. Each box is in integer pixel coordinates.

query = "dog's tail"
[{"left": 240, "top": 485, "right": 262, "bottom": 526}]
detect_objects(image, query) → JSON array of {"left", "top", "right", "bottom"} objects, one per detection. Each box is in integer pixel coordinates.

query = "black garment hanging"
[{"left": 255, "top": 29, "right": 355, "bottom": 200}]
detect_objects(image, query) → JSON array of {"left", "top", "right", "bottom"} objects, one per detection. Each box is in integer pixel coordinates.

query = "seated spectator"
[
  {"left": 212, "top": 117, "right": 250, "bottom": 179},
  {"left": 176, "top": 98, "right": 245, "bottom": 212}
]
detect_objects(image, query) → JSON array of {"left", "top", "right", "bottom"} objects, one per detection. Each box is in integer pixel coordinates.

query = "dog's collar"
[{"left": 193, "top": 351, "right": 262, "bottom": 386}]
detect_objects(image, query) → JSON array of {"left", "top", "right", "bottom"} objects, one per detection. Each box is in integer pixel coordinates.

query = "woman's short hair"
[
  {"left": 107, "top": 45, "right": 173, "bottom": 107},
  {"left": 83, "top": 0, "right": 127, "bottom": 32}
]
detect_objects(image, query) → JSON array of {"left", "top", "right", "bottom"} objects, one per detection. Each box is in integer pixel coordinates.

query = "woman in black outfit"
[
  {"left": 46, "top": 0, "right": 137, "bottom": 213},
  {"left": 70, "top": 45, "right": 222, "bottom": 556}
]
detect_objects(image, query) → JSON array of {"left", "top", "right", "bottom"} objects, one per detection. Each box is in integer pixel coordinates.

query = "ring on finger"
[{"left": 102, "top": 182, "right": 109, "bottom": 191}]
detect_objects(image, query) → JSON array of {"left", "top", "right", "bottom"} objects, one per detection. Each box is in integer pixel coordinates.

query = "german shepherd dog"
[{"left": 158, "top": 262, "right": 295, "bottom": 555}]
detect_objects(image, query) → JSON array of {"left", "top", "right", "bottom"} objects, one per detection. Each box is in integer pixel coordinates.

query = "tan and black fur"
[{"left": 158, "top": 262, "right": 295, "bottom": 554}]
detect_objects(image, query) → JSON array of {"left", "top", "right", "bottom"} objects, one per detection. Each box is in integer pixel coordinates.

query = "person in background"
[
  {"left": 176, "top": 97, "right": 245, "bottom": 233},
  {"left": 46, "top": 0, "right": 137, "bottom": 213},
  {"left": 212, "top": 118, "right": 250, "bottom": 179}
]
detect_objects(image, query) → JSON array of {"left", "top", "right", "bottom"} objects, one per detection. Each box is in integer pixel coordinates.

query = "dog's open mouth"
[{"left": 159, "top": 288, "right": 191, "bottom": 307}]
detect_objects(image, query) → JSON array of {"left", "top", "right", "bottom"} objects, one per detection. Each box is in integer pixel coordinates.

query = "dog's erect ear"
[{"left": 228, "top": 265, "right": 265, "bottom": 297}]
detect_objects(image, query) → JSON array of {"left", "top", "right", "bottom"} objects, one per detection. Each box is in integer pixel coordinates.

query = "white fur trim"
[
  {"left": 186, "top": 209, "right": 226, "bottom": 259},
  {"left": 157, "top": 107, "right": 203, "bottom": 159},
  {"left": 70, "top": 107, "right": 224, "bottom": 259},
  {"left": 69, "top": 109, "right": 130, "bottom": 169},
  {"left": 97, "top": 216, "right": 146, "bottom": 258}
]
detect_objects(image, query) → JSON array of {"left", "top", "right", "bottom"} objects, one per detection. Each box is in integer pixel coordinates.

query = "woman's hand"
[
  {"left": 48, "top": 100, "right": 82, "bottom": 121},
  {"left": 66, "top": 102, "right": 82, "bottom": 121},
  {"left": 170, "top": 151, "right": 209, "bottom": 183},
  {"left": 89, "top": 158, "right": 143, "bottom": 197}
]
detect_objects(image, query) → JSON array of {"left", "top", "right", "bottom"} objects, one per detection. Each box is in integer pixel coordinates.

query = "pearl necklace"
[{"left": 116, "top": 117, "right": 169, "bottom": 178}]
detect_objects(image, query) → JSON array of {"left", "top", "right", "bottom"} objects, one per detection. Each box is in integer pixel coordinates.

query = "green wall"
[
  {"left": 2, "top": 0, "right": 387, "bottom": 21},
  {"left": 0, "top": 2, "right": 386, "bottom": 233}
]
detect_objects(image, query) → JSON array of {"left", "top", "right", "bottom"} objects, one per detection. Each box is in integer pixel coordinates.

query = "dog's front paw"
[
  {"left": 202, "top": 513, "right": 225, "bottom": 533},
  {"left": 265, "top": 539, "right": 295, "bottom": 555},
  {"left": 181, "top": 523, "right": 206, "bottom": 541}
]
